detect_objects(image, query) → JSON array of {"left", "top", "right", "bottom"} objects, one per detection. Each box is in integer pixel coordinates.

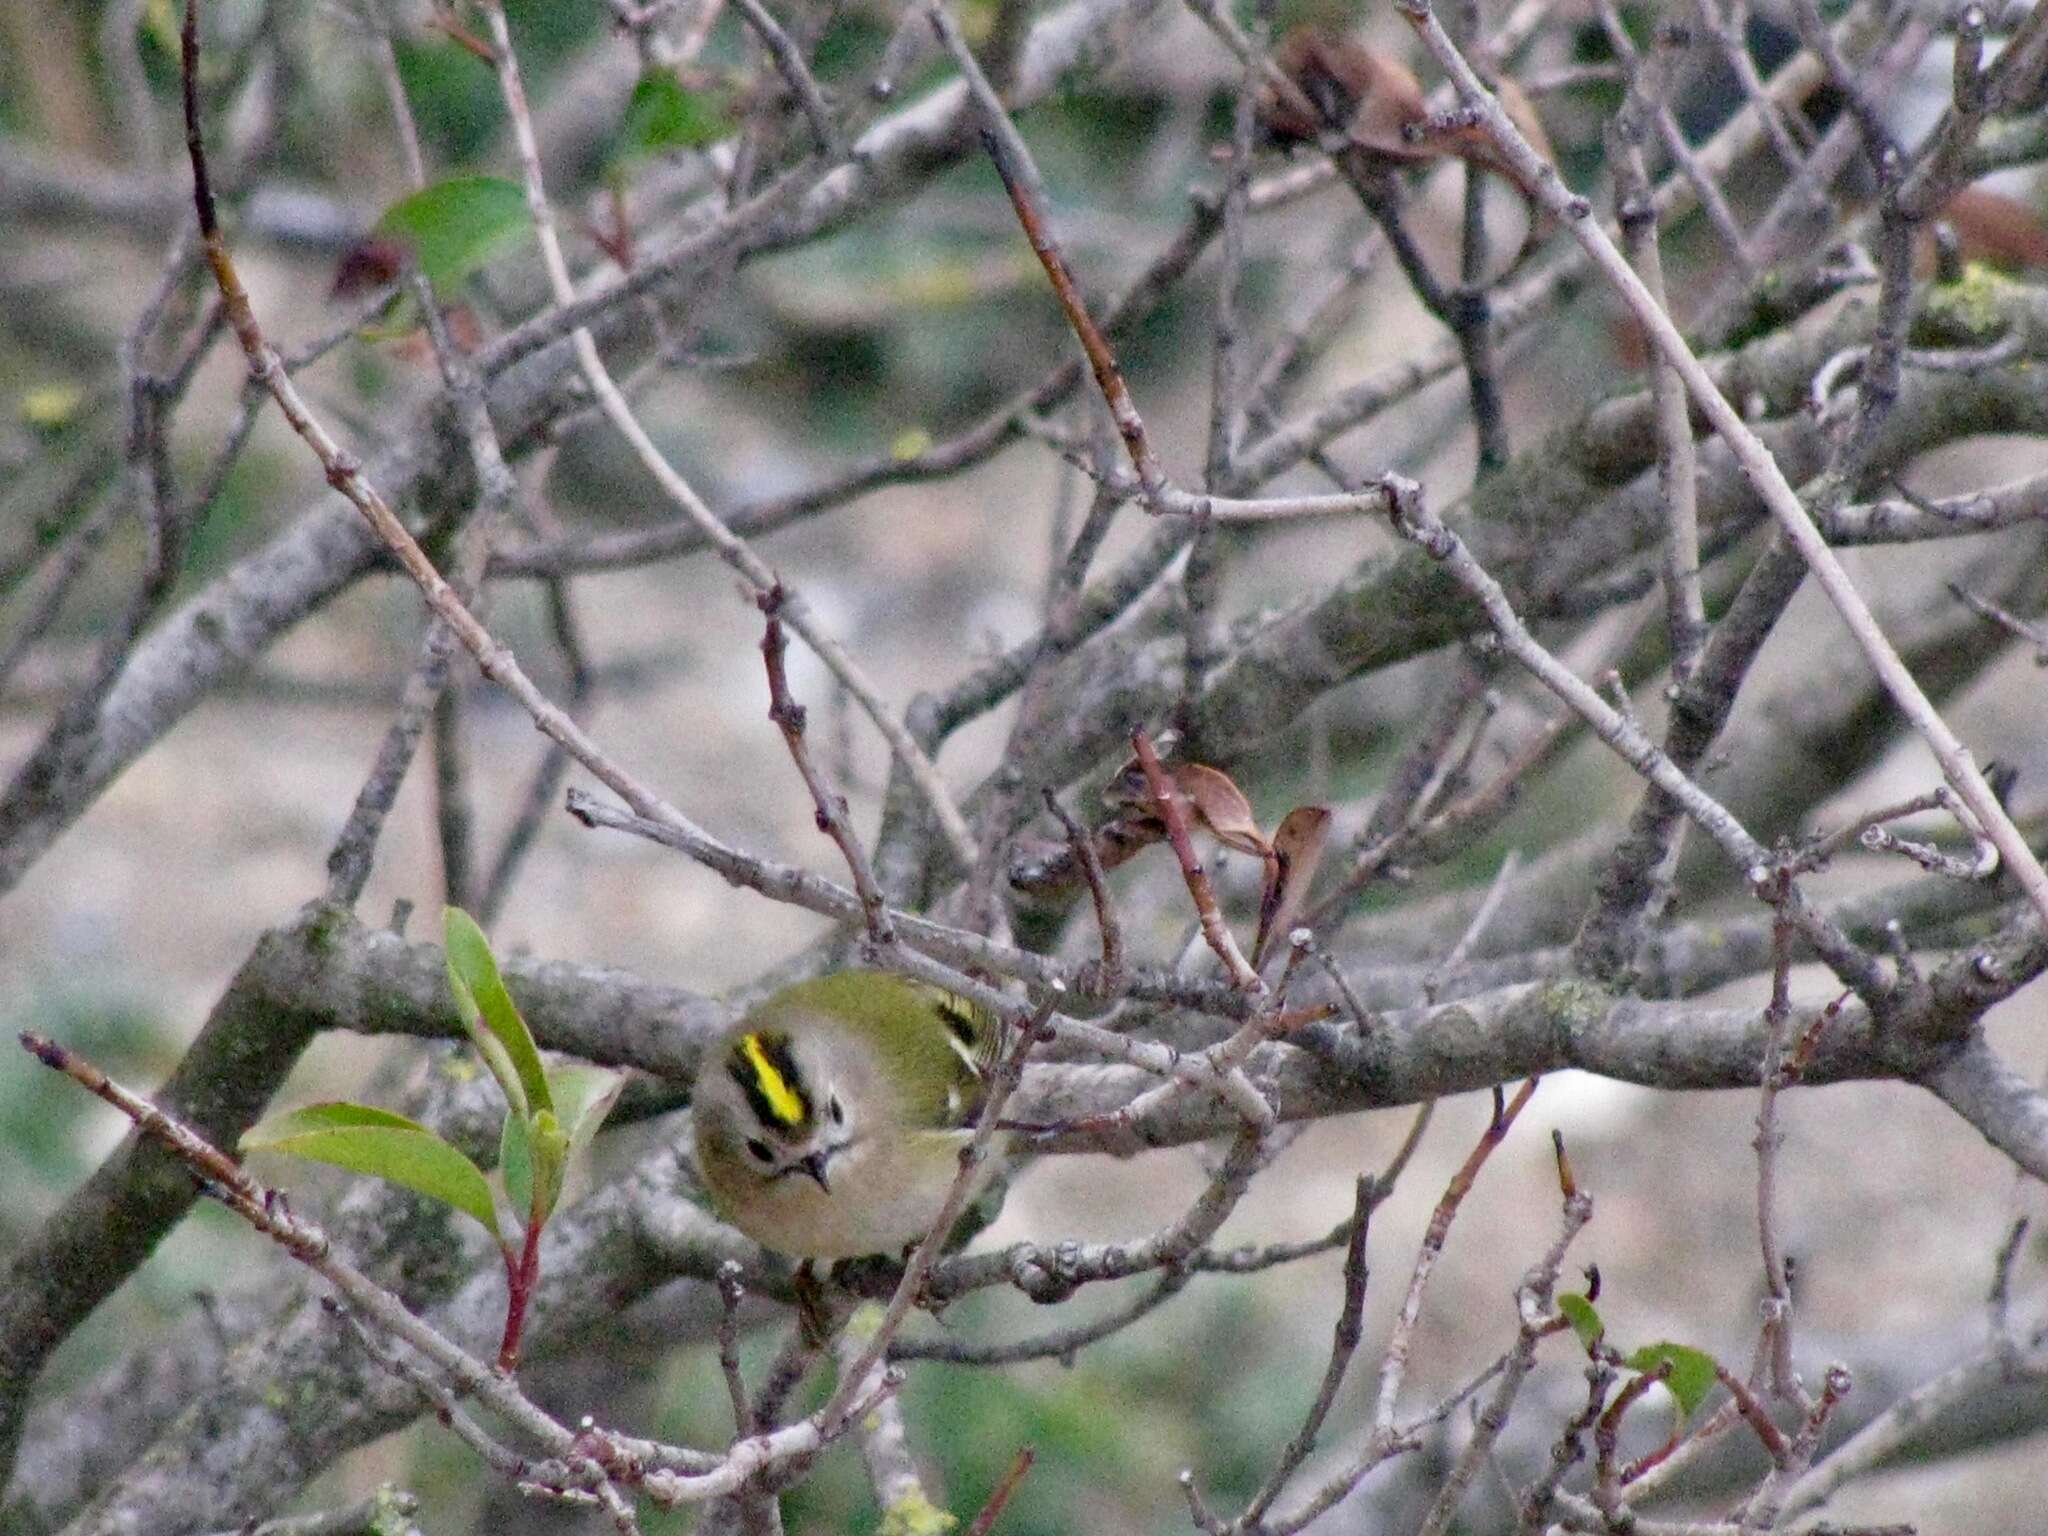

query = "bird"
[{"left": 691, "top": 971, "right": 1010, "bottom": 1261}]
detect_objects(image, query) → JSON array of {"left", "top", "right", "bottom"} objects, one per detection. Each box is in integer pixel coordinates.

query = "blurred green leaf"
[
  {"left": 20, "top": 383, "right": 85, "bottom": 432},
  {"left": 373, "top": 176, "right": 530, "bottom": 292},
  {"left": 444, "top": 906, "right": 551, "bottom": 1118},
  {"left": 613, "top": 71, "right": 732, "bottom": 166},
  {"left": 1624, "top": 1341, "right": 1719, "bottom": 1419},
  {"left": 890, "top": 427, "right": 933, "bottom": 461},
  {"left": 141, "top": 0, "right": 180, "bottom": 60},
  {"left": 392, "top": 38, "right": 503, "bottom": 164},
  {"left": 243, "top": 1102, "right": 500, "bottom": 1238},
  {"left": 1558, "top": 1292, "right": 1604, "bottom": 1350}
]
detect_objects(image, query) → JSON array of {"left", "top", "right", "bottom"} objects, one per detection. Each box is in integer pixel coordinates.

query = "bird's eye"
[
  {"left": 744, "top": 1137, "right": 775, "bottom": 1165},
  {"left": 828, "top": 1094, "right": 845, "bottom": 1126}
]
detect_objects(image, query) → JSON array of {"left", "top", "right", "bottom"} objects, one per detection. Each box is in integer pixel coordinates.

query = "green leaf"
[
  {"left": 506, "top": 1068, "right": 619, "bottom": 1228},
  {"left": 1557, "top": 1292, "right": 1604, "bottom": 1351},
  {"left": 500, "top": 1108, "right": 534, "bottom": 1223},
  {"left": 372, "top": 175, "right": 531, "bottom": 293},
  {"left": 528, "top": 1107, "right": 570, "bottom": 1225},
  {"left": 1624, "top": 1342, "right": 1720, "bottom": 1420},
  {"left": 243, "top": 1102, "right": 499, "bottom": 1238},
  {"left": 612, "top": 71, "right": 732, "bottom": 166},
  {"left": 444, "top": 907, "right": 551, "bottom": 1118},
  {"left": 550, "top": 1064, "right": 624, "bottom": 1162}
]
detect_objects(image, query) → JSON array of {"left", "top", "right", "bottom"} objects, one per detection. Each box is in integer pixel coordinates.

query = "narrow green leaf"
[
  {"left": 244, "top": 1103, "right": 499, "bottom": 1238},
  {"left": 1557, "top": 1293, "right": 1604, "bottom": 1351},
  {"left": 445, "top": 969, "right": 524, "bottom": 1118},
  {"left": 613, "top": 71, "right": 732, "bottom": 166},
  {"left": 500, "top": 1108, "right": 534, "bottom": 1222},
  {"left": 1625, "top": 1342, "right": 1720, "bottom": 1419},
  {"left": 243, "top": 1101, "right": 426, "bottom": 1139},
  {"left": 373, "top": 175, "right": 531, "bottom": 293},
  {"left": 444, "top": 907, "right": 551, "bottom": 1117}
]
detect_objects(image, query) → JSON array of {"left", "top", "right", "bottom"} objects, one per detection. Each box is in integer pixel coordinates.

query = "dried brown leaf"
[
  {"left": 1253, "top": 805, "right": 1333, "bottom": 969},
  {"left": 1172, "top": 763, "right": 1271, "bottom": 857},
  {"left": 1936, "top": 186, "right": 2048, "bottom": 271},
  {"left": 1259, "top": 27, "right": 1553, "bottom": 200},
  {"left": 1261, "top": 29, "right": 1431, "bottom": 162}
]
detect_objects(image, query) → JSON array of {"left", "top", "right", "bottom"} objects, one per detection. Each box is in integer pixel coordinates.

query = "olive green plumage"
[{"left": 691, "top": 972, "right": 1007, "bottom": 1260}]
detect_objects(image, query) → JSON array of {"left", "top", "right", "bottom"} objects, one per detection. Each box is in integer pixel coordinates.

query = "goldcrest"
[{"left": 692, "top": 972, "right": 1008, "bottom": 1260}]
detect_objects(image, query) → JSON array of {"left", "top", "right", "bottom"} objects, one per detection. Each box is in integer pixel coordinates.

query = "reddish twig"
[
  {"left": 23, "top": 1030, "right": 256, "bottom": 1210},
  {"left": 1593, "top": 1360, "right": 1671, "bottom": 1494},
  {"left": 1043, "top": 788, "right": 1125, "bottom": 994},
  {"left": 1375, "top": 1078, "right": 1540, "bottom": 1431},
  {"left": 949, "top": 14, "right": 1166, "bottom": 507},
  {"left": 760, "top": 586, "right": 894, "bottom": 947},
  {"left": 497, "top": 1204, "right": 545, "bottom": 1374},
  {"left": 1715, "top": 1360, "right": 1791, "bottom": 1466},
  {"left": 1131, "top": 729, "right": 1263, "bottom": 992},
  {"left": 963, "top": 1444, "right": 1038, "bottom": 1536}
]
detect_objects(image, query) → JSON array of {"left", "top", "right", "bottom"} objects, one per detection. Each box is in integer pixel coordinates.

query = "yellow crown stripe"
[{"left": 740, "top": 1033, "right": 807, "bottom": 1126}]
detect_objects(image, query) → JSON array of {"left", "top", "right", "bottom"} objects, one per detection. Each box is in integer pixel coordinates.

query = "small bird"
[{"left": 692, "top": 971, "right": 1009, "bottom": 1261}]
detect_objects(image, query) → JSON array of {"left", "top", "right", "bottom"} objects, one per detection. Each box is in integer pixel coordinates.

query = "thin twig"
[
  {"left": 963, "top": 1445, "right": 1037, "bottom": 1536},
  {"left": 1375, "top": 1078, "right": 1539, "bottom": 1433},
  {"left": 1411, "top": 1158, "right": 1592, "bottom": 1536},
  {"left": 1606, "top": 51, "right": 1706, "bottom": 684},
  {"left": 1424, "top": 848, "right": 1521, "bottom": 1004},
  {"left": 717, "top": 1261, "right": 752, "bottom": 1433},
  {"left": 1043, "top": 788, "right": 1124, "bottom": 993},
  {"left": 1754, "top": 886, "right": 1803, "bottom": 1404},
  {"left": 945, "top": 5, "right": 1167, "bottom": 506},
  {"left": 729, "top": 0, "right": 841, "bottom": 155},
  {"left": 1132, "top": 728, "right": 1265, "bottom": 993},
  {"left": 760, "top": 587, "right": 894, "bottom": 946}
]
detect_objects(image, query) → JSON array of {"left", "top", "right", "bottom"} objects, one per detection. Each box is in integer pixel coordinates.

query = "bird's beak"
[{"left": 799, "top": 1151, "right": 832, "bottom": 1192}]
